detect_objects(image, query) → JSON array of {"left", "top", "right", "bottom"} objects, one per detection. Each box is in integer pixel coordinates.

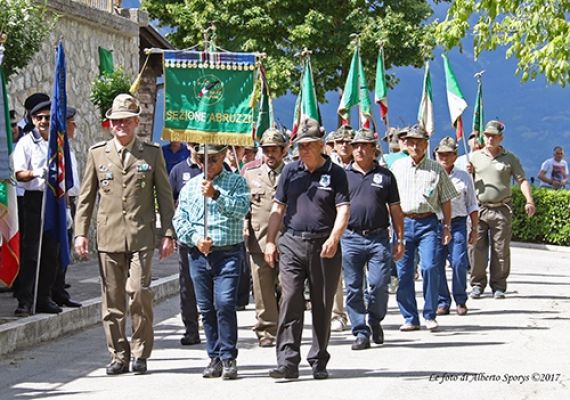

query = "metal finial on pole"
[{"left": 473, "top": 70, "right": 485, "bottom": 81}]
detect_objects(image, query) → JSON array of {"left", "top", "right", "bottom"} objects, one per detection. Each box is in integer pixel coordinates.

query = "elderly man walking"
[
  {"left": 265, "top": 119, "right": 350, "bottom": 380},
  {"left": 434, "top": 137, "right": 479, "bottom": 316},
  {"left": 469, "top": 120, "right": 535, "bottom": 300},
  {"left": 391, "top": 125, "right": 457, "bottom": 332},
  {"left": 342, "top": 129, "right": 404, "bottom": 350},
  {"left": 174, "top": 144, "right": 250, "bottom": 380},
  {"left": 74, "top": 94, "right": 175, "bottom": 375}
]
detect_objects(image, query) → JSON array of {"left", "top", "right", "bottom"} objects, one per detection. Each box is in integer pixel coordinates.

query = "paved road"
[{"left": 1, "top": 246, "right": 569, "bottom": 400}]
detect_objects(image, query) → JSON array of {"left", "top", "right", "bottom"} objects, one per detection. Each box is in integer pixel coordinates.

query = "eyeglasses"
[
  {"left": 33, "top": 115, "right": 50, "bottom": 122},
  {"left": 196, "top": 155, "right": 222, "bottom": 164}
]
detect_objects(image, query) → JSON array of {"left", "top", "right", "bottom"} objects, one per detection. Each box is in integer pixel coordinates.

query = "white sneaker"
[
  {"left": 425, "top": 319, "right": 439, "bottom": 331},
  {"left": 330, "top": 318, "right": 346, "bottom": 332}
]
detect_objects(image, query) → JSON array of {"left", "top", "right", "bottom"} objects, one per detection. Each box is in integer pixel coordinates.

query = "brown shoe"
[
  {"left": 259, "top": 337, "right": 275, "bottom": 348},
  {"left": 436, "top": 306, "right": 450, "bottom": 316},
  {"left": 456, "top": 304, "right": 468, "bottom": 315}
]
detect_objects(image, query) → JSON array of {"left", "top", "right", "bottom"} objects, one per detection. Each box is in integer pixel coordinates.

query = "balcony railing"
[{"left": 73, "top": 0, "right": 117, "bottom": 13}]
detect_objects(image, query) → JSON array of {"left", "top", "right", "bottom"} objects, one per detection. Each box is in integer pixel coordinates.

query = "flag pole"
[{"left": 202, "top": 25, "right": 215, "bottom": 239}]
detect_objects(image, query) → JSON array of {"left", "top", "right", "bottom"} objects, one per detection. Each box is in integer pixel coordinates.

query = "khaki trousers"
[
  {"left": 250, "top": 252, "right": 279, "bottom": 339},
  {"left": 332, "top": 276, "right": 348, "bottom": 323},
  {"left": 98, "top": 250, "right": 154, "bottom": 363},
  {"left": 470, "top": 205, "right": 512, "bottom": 293}
]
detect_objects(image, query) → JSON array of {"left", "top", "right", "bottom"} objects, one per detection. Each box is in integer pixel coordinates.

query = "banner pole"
[
  {"left": 31, "top": 185, "right": 47, "bottom": 315},
  {"left": 203, "top": 150, "right": 208, "bottom": 239}
]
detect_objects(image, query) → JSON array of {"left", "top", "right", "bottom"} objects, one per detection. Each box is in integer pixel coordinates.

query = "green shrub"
[
  {"left": 512, "top": 187, "right": 570, "bottom": 246},
  {"left": 90, "top": 68, "right": 132, "bottom": 120}
]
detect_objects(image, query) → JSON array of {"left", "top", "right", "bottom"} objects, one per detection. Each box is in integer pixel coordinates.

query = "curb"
[
  {"left": 0, "top": 274, "right": 179, "bottom": 357},
  {"left": 511, "top": 241, "right": 570, "bottom": 253}
]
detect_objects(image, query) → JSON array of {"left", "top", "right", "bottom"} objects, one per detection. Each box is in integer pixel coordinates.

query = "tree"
[
  {"left": 435, "top": 0, "right": 570, "bottom": 86},
  {"left": 0, "top": 0, "right": 53, "bottom": 78},
  {"left": 142, "top": 0, "right": 443, "bottom": 99}
]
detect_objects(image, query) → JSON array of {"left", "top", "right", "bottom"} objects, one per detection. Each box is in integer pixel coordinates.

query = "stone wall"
[{"left": 7, "top": 0, "right": 142, "bottom": 176}]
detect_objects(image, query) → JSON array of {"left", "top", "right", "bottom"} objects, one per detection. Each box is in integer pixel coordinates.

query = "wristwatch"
[
  {"left": 396, "top": 238, "right": 405, "bottom": 245},
  {"left": 442, "top": 224, "right": 450, "bottom": 230}
]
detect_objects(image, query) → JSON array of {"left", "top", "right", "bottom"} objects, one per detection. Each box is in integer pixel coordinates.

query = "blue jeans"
[
  {"left": 189, "top": 245, "right": 242, "bottom": 360},
  {"left": 396, "top": 215, "right": 440, "bottom": 325},
  {"left": 436, "top": 217, "right": 468, "bottom": 307},
  {"left": 341, "top": 229, "right": 392, "bottom": 339}
]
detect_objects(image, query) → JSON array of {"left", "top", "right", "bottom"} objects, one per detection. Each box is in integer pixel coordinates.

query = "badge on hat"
[{"left": 319, "top": 174, "right": 331, "bottom": 188}]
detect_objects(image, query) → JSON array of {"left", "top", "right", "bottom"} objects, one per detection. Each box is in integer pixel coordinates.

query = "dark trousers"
[
  {"left": 14, "top": 191, "right": 58, "bottom": 307},
  {"left": 237, "top": 243, "right": 251, "bottom": 307},
  {"left": 178, "top": 243, "right": 200, "bottom": 336},
  {"left": 276, "top": 232, "right": 342, "bottom": 371}
]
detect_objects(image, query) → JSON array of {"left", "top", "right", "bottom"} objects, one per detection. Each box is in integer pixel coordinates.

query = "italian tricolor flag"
[
  {"left": 442, "top": 54, "right": 467, "bottom": 140},
  {"left": 417, "top": 62, "right": 434, "bottom": 136},
  {"left": 0, "top": 67, "right": 20, "bottom": 288},
  {"left": 338, "top": 47, "right": 373, "bottom": 129},
  {"left": 374, "top": 47, "right": 388, "bottom": 126},
  {"left": 291, "top": 56, "right": 321, "bottom": 139}
]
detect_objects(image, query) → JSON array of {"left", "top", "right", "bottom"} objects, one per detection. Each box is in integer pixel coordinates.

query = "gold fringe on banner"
[{"left": 163, "top": 128, "right": 255, "bottom": 147}]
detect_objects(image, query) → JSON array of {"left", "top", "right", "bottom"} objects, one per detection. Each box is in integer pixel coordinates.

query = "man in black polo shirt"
[
  {"left": 169, "top": 143, "right": 201, "bottom": 346},
  {"left": 265, "top": 118, "right": 350, "bottom": 380},
  {"left": 342, "top": 129, "right": 404, "bottom": 350}
]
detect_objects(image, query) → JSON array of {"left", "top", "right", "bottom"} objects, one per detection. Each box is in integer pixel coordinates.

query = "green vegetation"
[
  {"left": 142, "top": 0, "right": 447, "bottom": 99},
  {"left": 512, "top": 187, "right": 570, "bottom": 246},
  {"left": 0, "top": 0, "right": 53, "bottom": 77},
  {"left": 90, "top": 68, "right": 132, "bottom": 120},
  {"left": 435, "top": 0, "right": 570, "bottom": 86}
]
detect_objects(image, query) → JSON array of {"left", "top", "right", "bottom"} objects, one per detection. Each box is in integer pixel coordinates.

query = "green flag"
[
  {"left": 292, "top": 57, "right": 321, "bottom": 138},
  {"left": 374, "top": 47, "right": 388, "bottom": 125},
  {"left": 253, "top": 65, "right": 273, "bottom": 141},
  {"left": 98, "top": 47, "right": 114, "bottom": 76},
  {"left": 338, "top": 49, "right": 359, "bottom": 125},
  {"left": 472, "top": 79, "right": 485, "bottom": 145}
]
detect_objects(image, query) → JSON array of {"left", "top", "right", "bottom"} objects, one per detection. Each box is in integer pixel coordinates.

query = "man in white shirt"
[
  {"left": 538, "top": 146, "right": 568, "bottom": 189},
  {"left": 434, "top": 137, "right": 479, "bottom": 316},
  {"left": 455, "top": 132, "right": 482, "bottom": 172}
]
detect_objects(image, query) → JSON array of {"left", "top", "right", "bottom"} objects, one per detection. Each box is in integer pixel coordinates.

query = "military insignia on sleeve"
[{"left": 319, "top": 174, "right": 331, "bottom": 188}]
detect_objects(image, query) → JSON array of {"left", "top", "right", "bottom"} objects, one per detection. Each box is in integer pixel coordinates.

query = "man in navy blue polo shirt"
[
  {"left": 169, "top": 143, "right": 202, "bottom": 346},
  {"left": 162, "top": 141, "right": 190, "bottom": 174},
  {"left": 265, "top": 118, "right": 350, "bottom": 380},
  {"left": 342, "top": 129, "right": 405, "bottom": 350}
]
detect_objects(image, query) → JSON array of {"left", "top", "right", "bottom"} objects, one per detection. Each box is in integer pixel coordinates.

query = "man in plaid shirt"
[{"left": 174, "top": 144, "right": 250, "bottom": 380}]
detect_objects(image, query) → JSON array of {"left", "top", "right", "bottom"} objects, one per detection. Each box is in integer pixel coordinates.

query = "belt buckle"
[{"left": 361, "top": 229, "right": 370, "bottom": 236}]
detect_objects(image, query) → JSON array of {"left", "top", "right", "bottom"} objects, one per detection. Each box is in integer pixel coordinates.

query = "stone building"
[{"left": 7, "top": 0, "right": 171, "bottom": 176}]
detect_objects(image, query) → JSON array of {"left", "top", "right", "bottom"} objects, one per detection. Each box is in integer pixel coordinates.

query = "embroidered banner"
[{"left": 162, "top": 50, "right": 257, "bottom": 146}]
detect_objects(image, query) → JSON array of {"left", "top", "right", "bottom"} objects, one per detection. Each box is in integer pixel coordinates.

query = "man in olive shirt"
[{"left": 469, "top": 120, "right": 535, "bottom": 300}]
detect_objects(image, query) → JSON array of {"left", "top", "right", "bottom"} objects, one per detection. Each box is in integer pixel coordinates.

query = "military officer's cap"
[
  {"left": 260, "top": 128, "right": 288, "bottom": 147},
  {"left": 194, "top": 144, "right": 228, "bottom": 155},
  {"left": 351, "top": 128, "right": 377, "bottom": 144},
  {"left": 24, "top": 93, "right": 49, "bottom": 112},
  {"left": 30, "top": 100, "right": 51, "bottom": 116},
  {"left": 484, "top": 120, "right": 505, "bottom": 135},
  {"left": 293, "top": 117, "right": 324, "bottom": 144},
  {"left": 325, "top": 131, "right": 336, "bottom": 144},
  {"left": 382, "top": 127, "right": 399, "bottom": 142},
  {"left": 66, "top": 107, "right": 76, "bottom": 119},
  {"left": 400, "top": 124, "right": 429, "bottom": 140},
  {"left": 435, "top": 136, "right": 458, "bottom": 153},
  {"left": 106, "top": 94, "right": 141, "bottom": 120},
  {"left": 396, "top": 125, "right": 411, "bottom": 138}
]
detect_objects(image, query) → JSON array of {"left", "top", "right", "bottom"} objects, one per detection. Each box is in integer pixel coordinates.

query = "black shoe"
[
  {"left": 351, "top": 336, "right": 370, "bottom": 351},
  {"left": 180, "top": 333, "right": 201, "bottom": 346},
  {"left": 64, "top": 283, "right": 71, "bottom": 289},
  {"left": 131, "top": 358, "right": 147, "bottom": 374},
  {"left": 106, "top": 361, "right": 129, "bottom": 375},
  {"left": 202, "top": 358, "right": 223, "bottom": 378},
  {"left": 313, "top": 367, "right": 329, "bottom": 380},
  {"left": 57, "top": 299, "right": 82, "bottom": 308},
  {"left": 35, "top": 300, "right": 62, "bottom": 314},
  {"left": 14, "top": 303, "right": 31, "bottom": 317},
  {"left": 221, "top": 359, "right": 238, "bottom": 380},
  {"left": 370, "top": 324, "right": 384, "bottom": 345},
  {"left": 269, "top": 366, "right": 299, "bottom": 379}
]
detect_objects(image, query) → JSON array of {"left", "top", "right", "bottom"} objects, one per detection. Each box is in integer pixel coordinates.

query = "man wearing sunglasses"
[{"left": 174, "top": 143, "right": 250, "bottom": 380}]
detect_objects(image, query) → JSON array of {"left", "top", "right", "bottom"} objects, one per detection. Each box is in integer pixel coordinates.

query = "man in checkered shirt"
[{"left": 174, "top": 144, "right": 250, "bottom": 380}]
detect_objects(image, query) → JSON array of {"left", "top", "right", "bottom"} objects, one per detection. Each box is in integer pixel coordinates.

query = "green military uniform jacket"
[
  {"left": 74, "top": 138, "right": 175, "bottom": 253},
  {"left": 244, "top": 162, "right": 283, "bottom": 254}
]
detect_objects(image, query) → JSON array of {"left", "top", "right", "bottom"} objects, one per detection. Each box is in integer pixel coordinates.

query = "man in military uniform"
[
  {"left": 391, "top": 125, "right": 458, "bottom": 332},
  {"left": 265, "top": 118, "right": 350, "bottom": 380},
  {"left": 74, "top": 94, "right": 175, "bottom": 375},
  {"left": 469, "top": 120, "right": 535, "bottom": 300},
  {"left": 244, "top": 128, "right": 288, "bottom": 347}
]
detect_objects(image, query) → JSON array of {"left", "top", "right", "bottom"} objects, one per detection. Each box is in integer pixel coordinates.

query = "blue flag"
[{"left": 44, "top": 40, "right": 73, "bottom": 270}]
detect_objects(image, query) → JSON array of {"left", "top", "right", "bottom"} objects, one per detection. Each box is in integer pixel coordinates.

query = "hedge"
[{"left": 512, "top": 187, "right": 570, "bottom": 246}]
